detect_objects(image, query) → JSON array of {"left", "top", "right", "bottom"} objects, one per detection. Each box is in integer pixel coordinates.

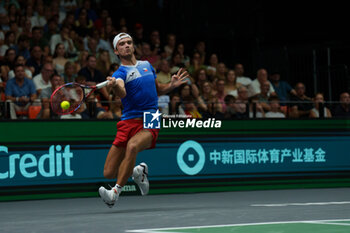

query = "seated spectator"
[
  {"left": 215, "top": 79, "right": 227, "bottom": 113},
  {"left": 194, "top": 68, "right": 208, "bottom": 90},
  {"left": 78, "top": 55, "right": 109, "bottom": 102},
  {"left": 49, "top": 25, "right": 77, "bottom": 57},
  {"left": 289, "top": 82, "right": 313, "bottom": 118},
  {"left": 140, "top": 42, "right": 160, "bottom": 68},
  {"left": 224, "top": 94, "right": 236, "bottom": 119},
  {"left": 248, "top": 68, "right": 275, "bottom": 97},
  {"left": 75, "top": 50, "right": 89, "bottom": 72},
  {"left": 206, "top": 53, "right": 218, "bottom": 78},
  {"left": 333, "top": 92, "right": 350, "bottom": 118},
  {"left": 74, "top": 7, "right": 94, "bottom": 37},
  {"left": 163, "top": 33, "right": 176, "bottom": 60},
  {"left": 62, "top": 61, "right": 77, "bottom": 83},
  {"left": 26, "top": 45, "right": 44, "bottom": 76},
  {"left": 106, "top": 92, "right": 123, "bottom": 120},
  {"left": 251, "top": 80, "right": 273, "bottom": 112},
  {"left": 233, "top": 86, "right": 249, "bottom": 119},
  {"left": 225, "top": 69, "right": 241, "bottom": 97},
  {"left": 52, "top": 43, "right": 68, "bottom": 76},
  {"left": 182, "top": 95, "right": 202, "bottom": 118},
  {"left": 201, "top": 94, "right": 224, "bottom": 119},
  {"left": 0, "top": 48, "right": 17, "bottom": 82},
  {"left": 96, "top": 49, "right": 111, "bottom": 76},
  {"left": 39, "top": 74, "right": 63, "bottom": 119},
  {"left": 162, "top": 93, "right": 185, "bottom": 116},
  {"left": 265, "top": 96, "right": 286, "bottom": 118},
  {"left": 157, "top": 59, "right": 171, "bottom": 84},
  {"left": 309, "top": 93, "right": 332, "bottom": 118},
  {"left": 169, "top": 52, "right": 185, "bottom": 75},
  {"left": 175, "top": 43, "right": 190, "bottom": 68},
  {"left": 187, "top": 51, "right": 206, "bottom": 76},
  {"left": 5, "top": 64, "right": 37, "bottom": 119},
  {"left": 13, "top": 34, "right": 30, "bottom": 60},
  {"left": 33, "top": 62, "right": 55, "bottom": 95},
  {"left": 8, "top": 55, "right": 33, "bottom": 80},
  {"left": 249, "top": 96, "right": 265, "bottom": 118},
  {"left": 213, "top": 62, "right": 226, "bottom": 81},
  {"left": 108, "top": 63, "right": 119, "bottom": 76},
  {"left": 269, "top": 71, "right": 296, "bottom": 105},
  {"left": 0, "top": 30, "right": 16, "bottom": 60},
  {"left": 234, "top": 63, "right": 252, "bottom": 87}
]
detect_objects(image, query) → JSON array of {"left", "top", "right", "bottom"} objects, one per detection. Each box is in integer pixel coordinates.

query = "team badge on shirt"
[{"left": 143, "top": 68, "right": 148, "bottom": 72}]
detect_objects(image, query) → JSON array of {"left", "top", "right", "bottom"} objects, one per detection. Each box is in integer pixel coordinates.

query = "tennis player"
[{"left": 99, "top": 33, "right": 188, "bottom": 207}]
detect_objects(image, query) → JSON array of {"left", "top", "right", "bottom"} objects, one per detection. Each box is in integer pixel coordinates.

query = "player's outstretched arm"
[
  {"left": 156, "top": 68, "right": 189, "bottom": 95},
  {"left": 107, "top": 76, "right": 127, "bottom": 98}
]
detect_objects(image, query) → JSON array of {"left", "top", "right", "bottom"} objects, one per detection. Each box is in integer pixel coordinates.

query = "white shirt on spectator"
[
  {"left": 265, "top": 111, "right": 286, "bottom": 118},
  {"left": 236, "top": 76, "right": 252, "bottom": 87},
  {"left": 248, "top": 79, "right": 275, "bottom": 97},
  {"left": 33, "top": 73, "right": 51, "bottom": 91},
  {"left": 49, "top": 34, "right": 77, "bottom": 55}
]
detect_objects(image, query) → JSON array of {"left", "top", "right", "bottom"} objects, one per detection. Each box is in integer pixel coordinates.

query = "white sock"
[{"left": 114, "top": 184, "right": 123, "bottom": 195}]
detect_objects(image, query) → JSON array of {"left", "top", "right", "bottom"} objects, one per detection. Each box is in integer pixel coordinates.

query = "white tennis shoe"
[
  {"left": 98, "top": 186, "right": 119, "bottom": 208},
  {"left": 132, "top": 162, "right": 149, "bottom": 195}
]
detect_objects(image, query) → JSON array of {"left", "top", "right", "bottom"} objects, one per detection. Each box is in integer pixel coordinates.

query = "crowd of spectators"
[{"left": 0, "top": 0, "right": 349, "bottom": 120}]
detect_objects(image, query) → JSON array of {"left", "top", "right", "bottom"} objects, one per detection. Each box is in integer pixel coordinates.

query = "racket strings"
[{"left": 51, "top": 84, "right": 85, "bottom": 114}]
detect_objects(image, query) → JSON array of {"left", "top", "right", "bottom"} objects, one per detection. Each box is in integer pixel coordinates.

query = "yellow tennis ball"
[{"left": 60, "top": 100, "right": 70, "bottom": 110}]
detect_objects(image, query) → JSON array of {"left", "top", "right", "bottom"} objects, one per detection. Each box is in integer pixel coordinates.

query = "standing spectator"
[
  {"left": 269, "top": 71, "right": 296, "bottom": 105},
  {"left": 248, "top": 68, "right": 275, "bottom": 97},
  {"left": 334, "top": 92, "right": 350, "bottom": 118},
  {"left": 49, "top": 25, "right": 77, "bottom": 57},
  {"left": 52, "top": 43, "right": 68, "bottom": 76},
  {"left": 265, "top": 96, "right": 286, "bottom": 118},
  {"left": 5, "top": 64, "right": 37, "bottom": 119},
  {"left": 32, "top": 62, "right": 54, "bottom": 95},
  {"left": 234, "top": 63, "right": 252, "bottom": 87},
  {"left": 289, "top": 82, "right": 313, "bottom": 118},
  {"left": 309, "top": 93, "right": 332, "bottom": 118},
  {"left": 26, "top": 45, "right": 44, "bottom": 77}
]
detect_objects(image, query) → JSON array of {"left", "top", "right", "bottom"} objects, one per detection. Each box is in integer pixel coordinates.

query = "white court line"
[
  {"left": 308, "top": 221, "right": 350, "bottom": 226},
  {"left": 251, "top": 201, "right": 350, "bottom": 207},
  {"left": 126, "top": 219, "right": 350, "bottom": 233}
]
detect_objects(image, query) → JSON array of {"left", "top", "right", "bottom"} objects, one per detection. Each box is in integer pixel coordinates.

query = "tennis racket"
[{"left": 50, "top": 80, "right": 108, "bottom": 115}]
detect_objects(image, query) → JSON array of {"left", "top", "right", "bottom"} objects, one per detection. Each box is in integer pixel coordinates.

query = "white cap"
[{"left": 113, "top": 33, "right": 132, "bottom": 49}]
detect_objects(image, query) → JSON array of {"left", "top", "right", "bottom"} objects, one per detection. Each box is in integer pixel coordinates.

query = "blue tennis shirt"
[{"left": 112, "top": 60, "right": 158, "bottom": 120}]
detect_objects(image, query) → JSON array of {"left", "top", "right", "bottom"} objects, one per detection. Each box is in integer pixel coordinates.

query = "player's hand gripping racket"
[{"left": 50, "top": 80, "right": 108, "bottom": 115}]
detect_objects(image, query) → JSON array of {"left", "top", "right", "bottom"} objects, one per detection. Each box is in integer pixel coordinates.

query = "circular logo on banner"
[{"left": 177, "top": 140, "right": 205, "bottom": 175}]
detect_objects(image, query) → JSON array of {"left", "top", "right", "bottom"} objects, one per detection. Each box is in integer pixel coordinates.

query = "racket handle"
[{"left": 96, "top": 80, "right": 109, "bottom": 89}]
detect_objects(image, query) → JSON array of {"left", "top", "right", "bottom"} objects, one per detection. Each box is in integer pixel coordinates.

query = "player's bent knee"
[{"left": 126, "top": 141, "right": 139, "bottom": 155}]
